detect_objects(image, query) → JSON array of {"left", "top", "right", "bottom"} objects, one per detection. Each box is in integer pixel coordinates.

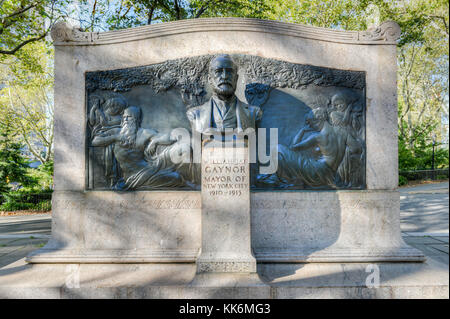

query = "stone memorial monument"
[{"left": 1, "top": 18, "right": 447, "bottom": 299}]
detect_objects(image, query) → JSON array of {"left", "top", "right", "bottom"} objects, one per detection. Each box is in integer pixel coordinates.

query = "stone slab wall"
[{"left": 27, "top": 18, "right": 424, "bottom": 263}]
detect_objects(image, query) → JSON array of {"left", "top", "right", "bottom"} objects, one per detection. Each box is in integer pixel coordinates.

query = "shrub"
[
  {"left": 398, "top": 175, "right": 408, "bottom": 186},
  {"left": 0, "top": 201, "right": 35, "bottom": 211},
  {"left": 0, "top": 190, "right": 52, "bottom": 211}
]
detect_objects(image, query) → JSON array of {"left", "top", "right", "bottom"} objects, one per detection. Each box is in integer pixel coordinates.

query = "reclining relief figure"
[
  {"left": 91, "top": 106, "right": 191, "bottom": 190},
  {"left": 265, "top": 92, "right": 364, "bottom": 188}
]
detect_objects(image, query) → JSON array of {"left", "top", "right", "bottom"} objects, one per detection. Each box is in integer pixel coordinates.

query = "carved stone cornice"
[
  {"left": 358, "top": 20, "right": 401, "bottom": 42},
  {"left": 50, "top": 21, "right": 99, "bottom": 43},
  {"left": 51, "top": 18, "right": 401, "bottom": 46}
]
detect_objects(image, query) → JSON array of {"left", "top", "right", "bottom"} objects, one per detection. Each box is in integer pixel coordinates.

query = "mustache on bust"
[
  {"left": 215, "top": 81, "right": 235, "bottom": 92},
  {"left": 213, "top": 85, "right": 235, "bottom": 96}
]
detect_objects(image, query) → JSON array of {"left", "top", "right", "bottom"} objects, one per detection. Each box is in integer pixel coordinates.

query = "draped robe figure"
[{"left": 92, "top": 106, "right": 190, "bottom": 190}]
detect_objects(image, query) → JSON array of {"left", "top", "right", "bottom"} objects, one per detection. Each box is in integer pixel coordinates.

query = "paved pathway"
[
  {"left": 399, "top": 181, "right": 449, "bottom": 265},
  {"left": 400, "top": 181, "right": 448, "bottom": 234},
  {"left": 0, "top": 214, "right": 51, "bottom": 268},
  {"left": 0, "top": 182, "right": 448, "bottom": 267},
  {"left": 403, "top": 233, "right": 448, "bottom": 265}
]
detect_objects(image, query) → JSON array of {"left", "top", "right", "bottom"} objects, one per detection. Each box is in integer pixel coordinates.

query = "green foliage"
[
  {"left": 0, "top": 200, "right": 35, "bottom": 211},
  {"left": 266, "top": 0, "right": 369, "bottom": 30},
  {"left": 0, "top": 0, "right": 72, "bottom": 56},
  {"left": 0, "top": 0, "right": 47, "bottom": 54},
  {"left": 398, "top": 122, "right": 449, "bottom": 171},
  {"left": 0, "top": 116, "right": 37, "bottom": 193},
  {"left": 1, "top": 2, "right": 56, "bottom": 191},
  {"left": 398, "top": 175, "right": 407, "bottom": 186},
  {"left": 39, "top": 160, "right": 53, "bottom": 176},
  {"left": 0, "top": 41, "right": 54, "bottom": 165},
  {"left": 393, "top": 0, "right": 449, "bottom": 171},
  {"left": 399, "top": 145, "right": 449, "bottom": 171},
  {"left": 0, "top": 189, "right": 52, "bottom": 211},
  {"left": 190, "top": 0, "right": 275, "bottom": 20},
  {"left": 25, "top": 165, "right": 53, "bottom": 191},
  {"left": 1, "top": 0, "right": 448, "bottom": 190},
  {"left": 74, "top": 0, "right": 277, "bottom": 31},
  {"left": 268, "top": 0, "right": 448, "bottom": 45},
  {"left": 0, "top": 0, "right": 62, "bottom": 56}
]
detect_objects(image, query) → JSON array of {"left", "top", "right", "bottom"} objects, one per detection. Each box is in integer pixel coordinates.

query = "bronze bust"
[{"left": 186, "top": 54, "right": 262, "bottom": 135}]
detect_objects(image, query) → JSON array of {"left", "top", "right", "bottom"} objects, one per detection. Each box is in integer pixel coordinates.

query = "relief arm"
[
  {"left": 89, "top": 102, "right": 99, "bottom": 126},
  {"left": 89, "top": 102, "right": 106, "bottom": 127},
  {"left": 291, "top": 132, "right": 319, "bottom": 151},
  {"left": 291, "top": 126, "right": 313, "bottom": 146},
  {"left": 143, "top": 130, "right": 174, "bottom": 156},
  {"left": 91, "top": 129, "right": 120, "bottom": 147},
  {"left": 343, "top": 104, "right": 352, "bottom": 125},
  {"left": 153, "top": 132, "right": 177, "bottom": 146}
]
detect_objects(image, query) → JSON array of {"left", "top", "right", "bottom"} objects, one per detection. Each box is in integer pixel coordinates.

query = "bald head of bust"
[{"left": 209, "top": 54, "right": 238, "bottom": 100}]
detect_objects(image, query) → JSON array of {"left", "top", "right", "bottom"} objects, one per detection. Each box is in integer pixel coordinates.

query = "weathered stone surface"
[
  {"left": 50, "top": 18, "right": 401, "bottom": 45},
  {"left": 27, "top": 191, "right": 201, "bottom": 263},
  {"left": 197, "top": 141, "right": 256, "bottom": 272},
  {"left": 28, "top": 190, "right": 424, "bottom": 263},
  {"left": 1, "top": 258, "right": 447, "bottom": 299},
  {"left": 28, "top": 18, "right": 423, "bottom": 267}
]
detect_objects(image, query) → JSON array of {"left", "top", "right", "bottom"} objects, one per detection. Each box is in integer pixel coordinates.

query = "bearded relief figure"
[{"left": 91, "top": 106, "right": 194, "bottom": 190}]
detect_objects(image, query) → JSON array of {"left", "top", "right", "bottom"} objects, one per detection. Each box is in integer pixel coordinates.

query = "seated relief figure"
[
  {"left": 89, "top": 95, "right": 127, "bottom": 136},
  {"left": 187, "top": 54, "right": 262, "bottom": 136},
  {"left": 92, "top": 106, "right": 191, "bottom": 190},
  {"left": 276, "top": 107, "right": 338, "bottom": 187},
  {"left": 329, "top": 92, "right": 364, "bottom": 187},
  {"left": 269, "top": 92, "right": 363, "bottom": 188},
  {"left": 89, "top": 95, "right": 128, "bottom": 188}
]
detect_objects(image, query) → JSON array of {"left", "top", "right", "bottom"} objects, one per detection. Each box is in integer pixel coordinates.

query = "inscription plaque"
[{"left": 197, "top": 140, "right": 256, "bottom": 273}]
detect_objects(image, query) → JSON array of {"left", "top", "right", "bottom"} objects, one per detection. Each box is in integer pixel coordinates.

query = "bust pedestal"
[{"left": 196, "top": 138, "right": 257, "bottom": 273}]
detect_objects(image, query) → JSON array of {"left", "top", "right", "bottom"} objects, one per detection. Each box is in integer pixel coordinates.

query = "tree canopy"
[{"left": 0, "top": 0, "right": 448, "bottom": 188}]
